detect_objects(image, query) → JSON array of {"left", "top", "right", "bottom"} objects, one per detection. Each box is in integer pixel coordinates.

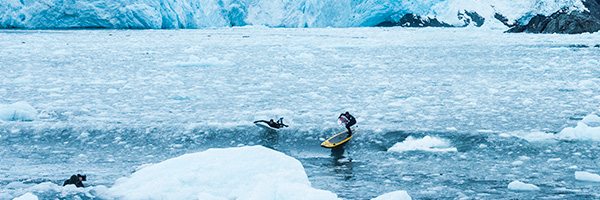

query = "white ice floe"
[
  {"left": 509, "top": 131, "right": 558, "bottom": 142},
  {"left": 109, "top": 145, "right": 339, "bottom": 200},
  {"left": 575, "top": 171, "right": 600, "bottom": 182},
  {"left": 13, "top": 192, "right": 38, "bottom": 200},
  {"left": 388, "top": 136, "right": 457, "bottom": 153},
  {"left": 508, "top": 180, "right": 540, "bottom": 191},
  {"left": 371, "top": 190, "right": 412, "bottom": 200},
  {"left": 557, "top": 113, "right": 600, "bottom": 141},
  {"left": 510, "top": 113, "right": 600, "bottom": 142},
  {"left": 0, "top": 101, "right": 37, "bottom": 121}
]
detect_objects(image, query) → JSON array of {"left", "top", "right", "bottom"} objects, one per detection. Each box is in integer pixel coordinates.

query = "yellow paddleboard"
[{"left": 321, "top": 130, "right": 352, "bottom": 148}]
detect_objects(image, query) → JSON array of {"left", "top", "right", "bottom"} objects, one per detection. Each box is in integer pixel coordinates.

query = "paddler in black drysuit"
[
  {"left": 63, "top": 174, "right": 86, "bottom": 188},
  {"left": 339, "top": 112, "right": 356, "bottom": 136},
  {"left": 254, "top": 117, "right": 288, "bottom": 129}
]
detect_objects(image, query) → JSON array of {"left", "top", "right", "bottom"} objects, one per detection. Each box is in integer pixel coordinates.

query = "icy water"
[{"left": 1, "top": 28, "right": 600, "bottom": 199}]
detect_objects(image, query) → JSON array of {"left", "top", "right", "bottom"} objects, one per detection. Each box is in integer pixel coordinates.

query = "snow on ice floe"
[
  {"left": 388, "top": 136, "right": 457, "bottom": 153},
  {"left": 507, "top": 180, "right": 540, "bottom": 191},
  {"left": 510, "top": 113, "right": 600, "bottom": 142},
  {"left": 557, "top": 113, "right": 600, "bottom": 141},
  {"left": 575, "top": 171, "right": 600, "bottom": 182},
  {"left": 0, "top": 101, "right": 37, "bottom": 121},
  {"left": 13, "top": 192, "right": 38, "bottom": 200},
  {"left": 109, "top": 145, "right": 339, "bottom": 200},
  {"left": 371, "top": 190, "right": 412, "bottom": 200}
]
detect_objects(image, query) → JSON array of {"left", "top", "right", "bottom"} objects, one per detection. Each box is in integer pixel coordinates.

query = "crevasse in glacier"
[{"left": 0, "top": 0, "right": 585, "bottom": 29}]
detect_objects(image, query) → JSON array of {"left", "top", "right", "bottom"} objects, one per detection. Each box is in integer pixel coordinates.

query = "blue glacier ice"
[{"left": 0, "top": 0, "right": 586, "bottom": 29}]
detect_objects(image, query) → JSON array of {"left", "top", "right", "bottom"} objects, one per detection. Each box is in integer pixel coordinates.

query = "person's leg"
[{"left": 346, "top": 124, "right": 352, "bottom": 136}]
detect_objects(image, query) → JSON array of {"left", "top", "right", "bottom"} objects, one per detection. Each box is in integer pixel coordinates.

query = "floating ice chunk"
[
  {"left": 109, "top": 146, "right": 339, "bottom": 200},
  {"left": 557, "top": 113, "right": 600, "bottom": 141},
  {"left": 547, "top": 158, "right": 561, "bottom": 162},
  {"left": 107, "top": 89, "right": 119, "bottom": 94},
  {"left": 13, "top": 192, "right": 38, "bottom": 200},
  {"left": 582, "top": 113, "right": 600, "bottom": 126},
  {"left": 510, "top": 131, "right": 557, "bottom": 142},
  {"left": 78, "top": 132, "right": 90, "bottom": 139},
  {"left": 371, "top": 190, "right": 412, "bottom": 200},
  {"left": 446, "top": 127, "right": 458, "bottom": 131},
  {"left": 511, "top": 160, "right": 524, "bottom": 166},
  {"left": 513, "top": 113, "right": 600, "bottom": 142},
  {"left": 0, "top": 101, "right": 37, "bottom": 121},
  {"left": 388, "top": 136, "right": 457, "bottom": 153},
  {"left": 507, "top": 180, "right": 540, "bottom": 191},
  {"left": 575, "top": 171, "right": 600, "bottom": 182},
  {"left": 168, "top": 56, "right": 235, "bottom": 67}
]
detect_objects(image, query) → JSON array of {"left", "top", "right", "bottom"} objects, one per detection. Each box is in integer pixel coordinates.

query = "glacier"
[{"left": 0, "top": 0, "right": 586, "bottom": 29}]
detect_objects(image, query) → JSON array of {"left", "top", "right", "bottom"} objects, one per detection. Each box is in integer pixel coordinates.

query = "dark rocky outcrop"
[
  {"left": 376, "top": 14, "right": 453, "bottom": 27},
  {"left": 494, "top": 13, "right": 516, "bottom": 27},
  {"left": 507, "top": 0, "right": 600, "bottom": 34},
  {"left": 376, "top": 10, "right": 485, "bottom": 28},
  {"left": 459, "top": 11, "right": 485, "bottom": 27}
]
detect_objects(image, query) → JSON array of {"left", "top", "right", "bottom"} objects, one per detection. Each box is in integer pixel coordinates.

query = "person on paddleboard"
[
  {"left": 338, "top": 112, "right": 356, "bottom": 136},
  {"left": 254, "top": 117, "right": 288, "bottom": 129}
]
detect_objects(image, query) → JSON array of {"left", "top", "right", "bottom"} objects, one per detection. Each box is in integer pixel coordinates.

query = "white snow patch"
[
  {"left": 371, "top": 190, "right": 412, "bottom": 200},
  {"left": 0, "top": 101, "right": 37, "bottom": 121},
  {"left": 13, "top": 192, "right": 38, "bottom": 200},
  {"left": 575, "top": 171, "right": 600, "bottom": 182},
  {"left": 508, "top": 180, "right": 540, "bottom": 191},
  {"left": 109, "top": 146, "right": 339, "bottom": 200},
  {"left": 388, "top": 136, "right": 457, "bottom": 153}
]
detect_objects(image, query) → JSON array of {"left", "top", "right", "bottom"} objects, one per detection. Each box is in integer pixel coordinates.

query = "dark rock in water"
[
  {"left": 507, "top": 0, "right": 600, "bottom": 34},
  {"left": 568, "top": 44, "right": 590, "bottom": 48}
]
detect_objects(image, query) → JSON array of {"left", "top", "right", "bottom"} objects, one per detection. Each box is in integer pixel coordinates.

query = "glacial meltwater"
[{"left": 1, "top": 28, "right": 599, "bottom": 199}]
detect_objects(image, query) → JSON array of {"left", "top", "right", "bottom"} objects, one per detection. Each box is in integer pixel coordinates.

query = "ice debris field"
[{"left": 0, "top": 27, "right": 599, "bottom": 199}]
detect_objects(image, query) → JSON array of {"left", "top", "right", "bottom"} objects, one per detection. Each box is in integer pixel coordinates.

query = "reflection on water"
[
  {"left": 259, "top": 128, "right": 279, "bottom": 149},
  {"left": 331, "top": 144, "right": 354, "bottom": 181}
]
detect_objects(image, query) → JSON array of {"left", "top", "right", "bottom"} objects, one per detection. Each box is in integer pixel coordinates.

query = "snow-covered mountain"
[{"left": 0, "top": 0, "right": 597, "bottom": 33}]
